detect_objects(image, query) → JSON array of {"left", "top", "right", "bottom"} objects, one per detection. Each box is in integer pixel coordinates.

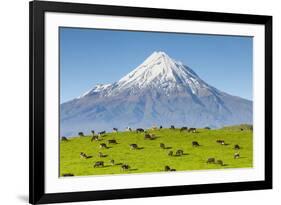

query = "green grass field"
[{"left": 60, "top": 126, "right": 253, "bottom": 177}]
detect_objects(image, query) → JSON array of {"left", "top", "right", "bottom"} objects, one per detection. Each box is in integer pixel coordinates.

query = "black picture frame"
[{"left": 29, "top": 0, "right": 272, "bottom": 204}]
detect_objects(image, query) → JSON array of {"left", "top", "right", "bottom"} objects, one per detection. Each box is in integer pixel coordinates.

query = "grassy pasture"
[{"left": 60, "top": 127, "right": 253, "bottom": 176}]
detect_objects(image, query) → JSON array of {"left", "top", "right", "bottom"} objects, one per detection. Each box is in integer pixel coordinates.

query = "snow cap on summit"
[
  {"left": 141, "top": 51, "right": 174, "bottom": 66},
  {"left": 116, "top": 51, "right": 204, "bottom": 92}
]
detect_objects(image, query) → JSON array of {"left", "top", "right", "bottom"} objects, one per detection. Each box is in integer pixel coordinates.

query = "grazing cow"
[
  {"left": 160, "top": 143, "right": 165, "bottom": 149},
  {"left": 234, "top": 153, "right": 240, "bottom": 159},
  {"left": 168, "top": 151, "right": 173, "bottom": 156},
  {"left": 159, "top": 125, "right": 163, "bottom": 129},
  {"left": 108, "top": 139, "right": 117, "bottom": 144},
  {"left": 126, "top": 127, "right": 132, "bottom": 132},
  {"left": 121, "top": 164, "right": 130, "bottom": 171},
  {"left": 98, "top": 131, "right": 106, "bottom": 135},
  {"left": 130, "top": 144, "right": 138, "bottom": 150},
  {"left": 78, "top": 132, "right": 84, "bottom": 137},
  {"left": 216, "top": 140, "right": 225, "bottom": 145},
  {"left": 144, "top": 134, "right": 155, "bottom": 140},
  {"left": 113, "top": 128, "right": 118, "bottom": 132},
  {"left": 93, "top": 161, "right": 104, "bottom": 168},
  {"left": 176, "top": 149, "right": 184, "bottom": 156},
  {"left": 110, "top": 159, "right": 115, "bottom": 165},
  {"left": 240, "top": 128, "right": 244, "bottom": 131},
  {"left": 80, "top": 152, "right": 89, "bottom": 159},
  {"left": 100, "top": 143, "right": 107, "bottom": 149},
  {"left": 61, "top": 136, "right": 68, "bottom": 141},
  {"left": 136, "top": 128, "right": 145, "bottom": 133},
  {"left": 234, "top": 144, "right": 240, "bottom": 150},
  {"left": 164, "top": 166, "right": 176, "bottom": 171},
  {"left": 164, "top": 166, "right": 171, "bottom": 171},
  {"left": 62, "top": 173, "right": 74, "bottom": 177},
  {"left": 91, "top": 135, "right": 99, "bottom": 142},
  {"left": 144, "top": 134, "right": 152, "bottom": 140},
  {"left": 91, "top": 130, "right": 95, "bottom": 135},
  {"left": 144, "top": 133, "right": 150, "bottom": 139},
  {"left": 170, "top": 125, "right": 175, "bottom": 129},
  {"left": 206, "top": 158, "right": 215, "bottom": 164},
  {"left": 216, "top": 160, "right": 224, "bottom": 166},
  {"left": 192, "top": 141, "right": 200, "bottom": 147},
  {"left": 98, "top": 152, "right": 106, "bottom": 158},
  {"left": 188, "top": 128, "right": 196, "bottom": 133},
  {"left": 180, "top": 127, "right": 188, "bottom": 132}
]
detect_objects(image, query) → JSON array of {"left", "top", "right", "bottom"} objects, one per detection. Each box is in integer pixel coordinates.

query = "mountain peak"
[
  {"left": 116, "top": 51, "right": 209, "bottom": 95},
  {"left": 147, "top": 51, "right": 170, "bottom": 60},
  {"left": 141, "top": 51, "right": 175, "bottom": 68}
]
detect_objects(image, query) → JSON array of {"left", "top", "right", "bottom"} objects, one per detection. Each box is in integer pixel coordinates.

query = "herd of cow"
[{"left": 61, "top": 125, "right": 242, "bottom": 177}]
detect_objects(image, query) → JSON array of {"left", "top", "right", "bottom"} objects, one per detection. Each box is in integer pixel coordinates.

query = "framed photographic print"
[{"left": 29, "top": 0, "right": 272, "bottom": 204}]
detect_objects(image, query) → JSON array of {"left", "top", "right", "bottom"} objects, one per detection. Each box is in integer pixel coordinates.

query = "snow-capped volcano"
[
  {"left": 60, "top": 51, "right": 252, "bottom": 136},
  {"left": 78, "top": 51, "right": 219, "bottom": 98}
]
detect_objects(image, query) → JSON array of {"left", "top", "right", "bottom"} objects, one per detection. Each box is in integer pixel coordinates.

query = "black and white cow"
[
  {"left": 98, "top": 131, "right": 106, "bottom": 136},
  {"left": 136, "top": 128, "right": 145, "bottom": 133},
  {"left": 130, "top": 144, "right": 138, "bottom": 150},
  {"left": 234, "top": 153, "right": 240, "bottom": 159},
  {"left": 93, "top": 161, "right": 104, "bottom": 168},
  {"left": 100, "top": 143, "right": 108, "bottom": 148},
  {"left": 188, "top": 128, "right": 196, "bottom": 133},
  {"left": 121, "top": 164, "right": 130, "bottom": 171},
  {"left": 176, "top": 149, "right": 184, "bottom": 156}
]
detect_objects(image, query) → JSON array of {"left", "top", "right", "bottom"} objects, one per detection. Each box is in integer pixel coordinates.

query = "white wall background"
[{"left": 0, "top": 0, "right": 279, "bottom": 204}]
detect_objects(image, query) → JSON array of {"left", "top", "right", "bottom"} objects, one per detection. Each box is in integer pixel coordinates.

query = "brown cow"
[
  {"left": 206, "top": 158, "right": 215, "bottom": 164},
  {"left": 168, "top": 151, "right": 173, "bottom": 156},
  {"left": 216, "top": 160, "right": 224, "bottom": 166},
  {"left": 160, "top": 143, "right": 165, "bottom": 149},
  {"left": 108, "top": 139, "right": 117, "bottom": 144}
]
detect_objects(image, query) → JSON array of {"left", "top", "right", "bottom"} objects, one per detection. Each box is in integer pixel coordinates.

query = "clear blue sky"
[{"left": 60, "top": 27, "right": 253, "bottom": 103}]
